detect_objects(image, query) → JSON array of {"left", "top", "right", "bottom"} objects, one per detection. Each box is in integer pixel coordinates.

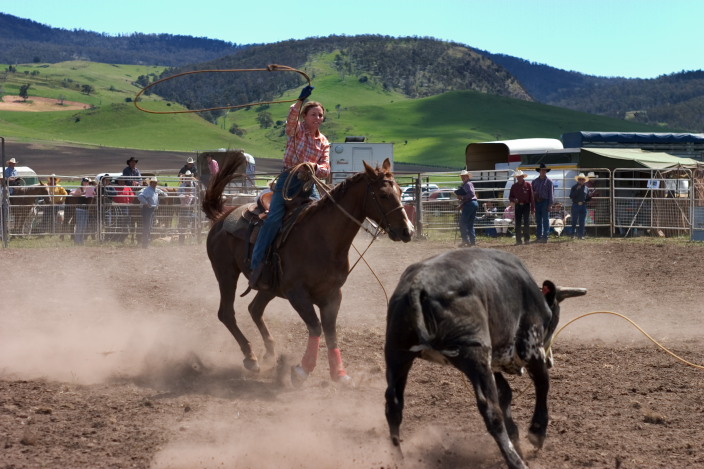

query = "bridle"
[{"left": 363, "top": 179, "right": 405, "bottom": 234}]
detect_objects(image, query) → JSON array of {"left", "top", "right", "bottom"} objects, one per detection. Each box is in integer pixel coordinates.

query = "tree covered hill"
[
  {"left": 0, "top": 13, "right": 246, "bottom": 66},
  {"left": 488, "top": 53, "right": 704, "bottom": 132},
  {"left": 151, "top": 35, "right": 532, "bottom": 119}
]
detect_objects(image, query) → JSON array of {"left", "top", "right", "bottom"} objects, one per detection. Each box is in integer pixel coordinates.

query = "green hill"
[{"left": 0, "top": 60, "right": 672, "bottom": 169}]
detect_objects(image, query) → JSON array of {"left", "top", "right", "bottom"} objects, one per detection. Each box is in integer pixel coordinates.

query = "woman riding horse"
[{"left": 203, "top": 152, "right": 413, "bottom": 386}]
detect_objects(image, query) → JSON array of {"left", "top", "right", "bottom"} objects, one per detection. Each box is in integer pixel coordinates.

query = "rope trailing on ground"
[
  {"left": 549, "top": 310, "right": 704, "bottom": 370},
  {"left": 133, "top": 64, "right": 311, "bottom": 114}
]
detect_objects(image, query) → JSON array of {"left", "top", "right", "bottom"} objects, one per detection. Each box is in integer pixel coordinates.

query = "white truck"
[{"left": 330, "top": 137, "right": 393, "bottom": 184}]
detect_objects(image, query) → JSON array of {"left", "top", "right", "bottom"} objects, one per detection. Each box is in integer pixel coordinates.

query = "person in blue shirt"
[
  {"left": 455, "top": 170, "right": 479, "bottom": 247},
  {"left": 137, "top": 177, "right": 166, "bottom": 248},
  {"left": 532, "top": 163, "right": 554, "bottom": 243},
  {"left": 569, "top": 173, "right": 593, "bottom": 240},
  {"left": 122, "top": 157, "right": 142, "bottom": 187}
]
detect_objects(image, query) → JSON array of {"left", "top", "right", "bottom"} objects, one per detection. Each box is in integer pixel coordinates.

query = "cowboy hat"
[
  {"left": 7, "top": 158, "right": 17, "bottom": 164},
  {"left": 184, "top": 170, "right": 192, "bottom": 176},
  {"left": 186, "top": 157, "right": 195, "bottom": 164},
  {"left": 513, "top": 169, "right": 527, "bottom": 178},
  {"left": 148, "top": 177, "right": 158, "bottom": 184},
  {"left": 126, "top": 156, "right": 139, "bottom": 164},
  {"left": 587, "top": 171, "right": 598, "bottom": 179},
  {"left": 575, "top": 173, "right": 590, "bottom": 182},
  {"left": 535, "top": 163, "right": 551, "bottom": 172},
  {"left": 460, "top": 169, "right": 470, "bottom": 176}
]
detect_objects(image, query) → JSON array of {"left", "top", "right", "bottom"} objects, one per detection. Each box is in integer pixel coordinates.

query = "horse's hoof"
[
  {"left": 527, "top": 430, "right": 545, "bottom": 449},
  {"left": 335, "top": 374, "right": 354, "bottom": 386},
  {"left": 243, "top": 357, "right": 260, "bottom": 372},
  {"left": 291, "top": 364, "right": 308, "bottom": 387}
]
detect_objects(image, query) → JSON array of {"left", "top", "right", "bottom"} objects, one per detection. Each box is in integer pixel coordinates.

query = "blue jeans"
[
  {"left": 535, "top": 200, "right": 550, "bottom": 239},
  {"left": 251, "top": 170, "right": 317, "bottom": 271},
  {"left": 571, "top": 203, "right": 587, "bottom": 238},
  {"left": 141, "top": 206, "right": 156, "bottom": 247},
  {"left": 459, "top": 200, "right": 478, "bottom": 245}
]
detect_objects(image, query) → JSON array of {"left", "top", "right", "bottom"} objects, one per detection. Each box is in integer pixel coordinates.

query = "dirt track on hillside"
[
  {"left": 1, "top": 238, "right": 703, "bottom": 469},
  {"left": 0, "top": 96, "right": 88, "bottom": 112}
]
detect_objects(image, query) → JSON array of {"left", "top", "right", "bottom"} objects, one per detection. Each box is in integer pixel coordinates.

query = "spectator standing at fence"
[
  {"left": 43, "top": 174, "right": 68, "bottom": 233},
  {"left": 4, "top": 158, "right": 19, "bottom": 194},
  {"left": 569, "top": 173, "right": 593, "bottom": 240},
  {"left": 249, "top": 86, "right": 329, "bottom": 289},
  {"left": 122, "top": 157, "right": 142, "bottom": 186},
  {"left": 508, "top": 169, "right": 534, "bottom": 245},
  {"left": 137, "top": 177, "right": 166, "bottom": 248},
  {"left": 455, "top": 170, "right": 478, "bottom": 247},
  {"left": 71, "top": 177, "right": 92, "bottom": 245},
  {"left": 532, "top": 163, "right": 554, "bottom": 244},
  {"left": 178, "top": 157, "right": 198, "bottom": 179}
]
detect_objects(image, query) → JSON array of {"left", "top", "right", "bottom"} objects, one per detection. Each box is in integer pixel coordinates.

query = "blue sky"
[{"left": 3, "top": 0, "right": 702, "bottom": 78}]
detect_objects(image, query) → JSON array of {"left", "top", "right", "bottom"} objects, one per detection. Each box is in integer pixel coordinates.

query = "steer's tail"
[{"left": 406, "top": 283, "right": 481, "bottom": 357}]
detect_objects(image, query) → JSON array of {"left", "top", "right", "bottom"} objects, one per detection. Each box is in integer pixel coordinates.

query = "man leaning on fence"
[{"left": 137, "top": 177, "right": 166, "bottom": 248}]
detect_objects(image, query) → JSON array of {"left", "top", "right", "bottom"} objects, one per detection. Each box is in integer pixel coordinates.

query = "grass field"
[{"left": 1, "top": 58, "right": 673, "bottom": 168}]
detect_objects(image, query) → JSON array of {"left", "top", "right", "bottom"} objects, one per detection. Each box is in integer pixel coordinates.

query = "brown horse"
[
  {"left": 8, "top": 183, "right": 50, "bottom": 235},
  {"left": 203, "top": 152, "right": 414, "bottom": 385}
]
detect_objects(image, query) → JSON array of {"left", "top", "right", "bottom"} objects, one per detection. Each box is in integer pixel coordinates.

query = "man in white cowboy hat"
[
  {"left": 137, "top": 177, "right": 167, "bottom": 248},
  {"left": 456, "top": 169, "right": 478, "bottom": 247},
  {"left": 531, "top": 163, "right": 554, "bottom": 243},
  {"left": 4, "top": 158, "right": 19, "bottom": 186},
  {"left": 508, "top": 169, "right": 535, "bottom": 245},
  {"left": 178, "top": 156, "right": 198, "bottom": 179},
  {"left": 569, "top": 173, "right": 593, "bottom": 240}
]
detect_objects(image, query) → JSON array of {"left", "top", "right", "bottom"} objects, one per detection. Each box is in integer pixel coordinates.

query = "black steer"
[{"left": 384, "top": 248, "right": 586, "bottom": 469}]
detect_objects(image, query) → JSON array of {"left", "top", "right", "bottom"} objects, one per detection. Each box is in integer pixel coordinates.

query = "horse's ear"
[
  {"left": 363, "top": 160, "right": 376, "bottom": 176},
  {"left": 381, "top": 158, "right": 392, "bottom": 172}
]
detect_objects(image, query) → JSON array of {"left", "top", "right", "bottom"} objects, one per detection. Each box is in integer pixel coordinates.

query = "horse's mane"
[{"left": 302, "top": 164, "right": 394, "bottom": 219}]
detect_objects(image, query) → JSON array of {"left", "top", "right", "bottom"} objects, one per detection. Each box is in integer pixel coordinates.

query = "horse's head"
[{"left": 363, "top": 158, "right": 414, "bottom": 242}]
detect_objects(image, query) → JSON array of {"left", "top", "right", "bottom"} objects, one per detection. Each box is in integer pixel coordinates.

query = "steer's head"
[{"left": 542, "top": 281, "right": 587, "bottom": 352}]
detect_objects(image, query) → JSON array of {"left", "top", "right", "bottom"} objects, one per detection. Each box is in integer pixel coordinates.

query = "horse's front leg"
[
  {"left": 287, "top": 290, "right": 323, "bottom": 386},
  {"left": 215, "top": 271, "right": 259, "bottom": 372},
  {"left": 319, "top": 289, "right": 351, "bottom": 384}
]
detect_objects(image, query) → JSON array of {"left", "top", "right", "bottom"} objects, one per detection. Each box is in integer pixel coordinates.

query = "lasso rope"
[
  {"left": 549, "top": 311, "right": 704, "bottom": 370},
  {"left": 460, "top": 310, "right": 704, "bottom": 399},
  {"left": 133, "top": 64, "right": 311, "bottom": 114}
]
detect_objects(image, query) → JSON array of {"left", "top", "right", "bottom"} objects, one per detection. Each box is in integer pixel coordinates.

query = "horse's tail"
[{"left": 201, "top": 150, "right": 248, "bottom": 222}]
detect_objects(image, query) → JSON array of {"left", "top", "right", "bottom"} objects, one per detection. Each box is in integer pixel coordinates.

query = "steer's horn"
[{"left": 556, "top": 287, "right": 587, "bottom": 302}]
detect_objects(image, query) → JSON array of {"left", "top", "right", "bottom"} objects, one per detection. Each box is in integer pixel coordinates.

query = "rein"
[{"left": 133, "top": 64, "right": 311, "bottom": 114}]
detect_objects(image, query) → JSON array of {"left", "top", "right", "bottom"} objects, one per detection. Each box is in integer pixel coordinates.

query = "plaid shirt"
[{"left": 283, "top": 104, "right": 330, "bottom": 179}]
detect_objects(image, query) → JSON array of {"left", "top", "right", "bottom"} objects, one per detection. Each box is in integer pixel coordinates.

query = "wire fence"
[{"left": 2, "top": 167, "right": 704, "bottom": 246}]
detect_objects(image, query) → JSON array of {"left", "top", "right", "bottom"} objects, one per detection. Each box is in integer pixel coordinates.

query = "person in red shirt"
[{"left": 508, "top": 169, "right": 535, "bottom": 245}]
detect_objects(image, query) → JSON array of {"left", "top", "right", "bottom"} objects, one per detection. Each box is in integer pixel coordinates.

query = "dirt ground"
[
  {"left": 0, "top": 96, "right": 88, "bottom": 112},
  {"left": 1, "top": 236, "right": 703, "bottom": 469}
]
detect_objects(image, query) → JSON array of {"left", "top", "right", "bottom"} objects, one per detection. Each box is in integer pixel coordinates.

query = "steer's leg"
[
  {"left": 525, "top": 358, "right": 550, "bottom": 449},
  {"left": 452, "top": 348, "right": 528, "bottom": 469},
  {"left": 384, "top": 347, "right": 416, "bottom": 450},
  {"left": 495, "top": 372, "right": 522, "bottom": 456}
]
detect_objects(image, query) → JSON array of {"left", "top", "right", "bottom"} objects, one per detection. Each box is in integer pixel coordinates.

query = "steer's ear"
[{"left": 542, "top": 280, "right": 557, "bottom": 307}]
